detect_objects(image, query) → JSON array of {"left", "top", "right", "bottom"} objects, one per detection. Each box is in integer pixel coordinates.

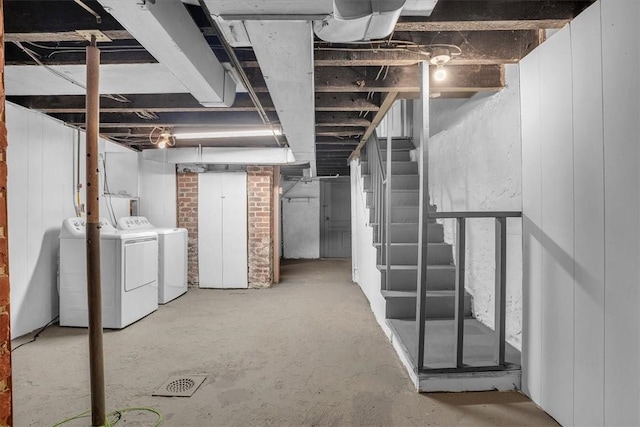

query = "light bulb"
[
  {"left": 157, "top": 138, "right": 167, "bottom": 149},
  {"left": 434, "top": 65, "right": 447, "bottom": 82}
]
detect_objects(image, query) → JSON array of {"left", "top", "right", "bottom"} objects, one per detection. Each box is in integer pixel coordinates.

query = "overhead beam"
[
  {"left": 315, "top": 93, "right": 380, "bottom": 112},
  {"left": 59, "top": 110, "right": 276, "bottom": 127},
  {"left": 5, "top": 30, "right": 133, "bottom": 43},
  {"left": 313, "top": 30, "right": 538, "bottom": 66},
  {"left": 316, "top": 113, "right": 370, "bottom": 127},
  {"left": 8, "top": 93, "right": 274, "bottom": 113},
  {"left": 416, "top": 1, "right": 593, "bottom": 23},
  {"left": 316, "top": 127, "right": 366, "bottom": 137},
  {"left": 253, "top": 64, "right": 503, "bottom": 94},
  {"left": 394, "top": 19, "right": 570, "bottom": 32},
  {"left": 10, "top": 92, "right": 378, "bottom": 113}
]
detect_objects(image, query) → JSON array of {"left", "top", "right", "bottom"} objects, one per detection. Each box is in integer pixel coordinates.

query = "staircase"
[
  {"left": 361, "top": 138, "right": 473, "bottom": 322},
  {"left": 358, "top": 136, "right": 521, "bottom": 392}
]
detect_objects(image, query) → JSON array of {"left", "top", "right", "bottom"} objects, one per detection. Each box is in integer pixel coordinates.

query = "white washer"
[
  {"left": 59, "top": 218, "right": 159, "bottom": 329},
  {"left": 117, "top": 216, "right": 188, "bottom": 304}
]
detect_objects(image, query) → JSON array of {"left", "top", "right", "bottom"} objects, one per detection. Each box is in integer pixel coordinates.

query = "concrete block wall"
[
  {"left": 247, "top": 166, "right": 274, "bottom": 288},
  {"left": 177, "top": 172, "right": 199, "bottom": 287}
]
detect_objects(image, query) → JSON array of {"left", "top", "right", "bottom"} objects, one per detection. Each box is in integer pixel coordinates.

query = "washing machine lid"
[{"left": 60, "top": 217, "right": 115, "bottom": 238}]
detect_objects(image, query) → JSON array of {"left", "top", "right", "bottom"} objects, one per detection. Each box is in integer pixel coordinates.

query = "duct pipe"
[{"left": 313, "top": 0, "right": 406, "bottom": 42}]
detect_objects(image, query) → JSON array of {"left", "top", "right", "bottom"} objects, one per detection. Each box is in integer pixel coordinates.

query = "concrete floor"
[{"left": 12, "top": 259, "right": 557, "bottom": 426}]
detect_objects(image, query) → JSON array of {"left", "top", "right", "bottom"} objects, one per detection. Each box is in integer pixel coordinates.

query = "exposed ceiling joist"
[
  {"left": 354, "top": 91, "right": 399, "bottom": 158},
  {"left": 394, "top": 19, "right": 570, "bottom": 32}
]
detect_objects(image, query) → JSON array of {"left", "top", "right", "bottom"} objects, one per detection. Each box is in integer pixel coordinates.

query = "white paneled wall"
[
  {"left": 6, "top": 103, "right": 135, "bottom": 338},
  {"left": 520, "top": 1, "right": 640, "bottom": 425},
  {"left": 138, "top": 153, "right": 177, "bottom": 228},
  {"left": 7, "top": 103, "right": 76, "bottom": 339}
]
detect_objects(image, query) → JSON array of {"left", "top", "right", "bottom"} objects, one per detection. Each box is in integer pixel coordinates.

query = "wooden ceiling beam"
[
  {"left": 315, "top": 93, "right": 380, "bottom": 112},
  {"left": 8, "top": 93, "right": 274, "bottom": 113},
  {"left": 316, "top": 127, "right": 366, "bottom": 137},
  {"left": 60, "top": 110, "right": 276, "bottom": 127},
  {"left": 394, "top": 19, "right": 570, "bottom": 32},
  {"left": 414, "top": 1, "right": 593, "bottom": 23},
  {"left": 314, "top": 30, "right": 538, "bottom": 66},
  {"left": 316, "top": 113, "right": 371, "bottom": 128}
]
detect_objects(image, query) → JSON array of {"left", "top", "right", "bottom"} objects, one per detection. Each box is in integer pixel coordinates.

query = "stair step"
[
  {"left": 370, "top": 206, "right": 420, "bottom": 223},
  {"left": 361, "top": 161, "right": 418, "bottom": 176},
  {"left": 381, "top": 150, "right": 411, "bottom": 162},
  {"left": 373, "top": 242, "right": 453, "bottom": 265},
  {"left": 366, "top": 190, "right": 420, "bottom": 207},
  {"left": 379, "top": 264, "right": 456, "bottom": 291},
  {"left": 378, "top": 137, "right": 414, "bottom": 150},
  {"left": 362, "top": 174, "right": 419, "bottom": 191},
  {"left": 373, "top": 223, "right": 444, "bottom": 243},
  {"left": 384, "top": 290, "right": 473, "bottom": 320}
]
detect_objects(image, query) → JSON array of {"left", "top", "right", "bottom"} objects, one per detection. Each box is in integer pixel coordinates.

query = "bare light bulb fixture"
[
  {"left": 149, "top": 127, "right": 176, "bottom": 149},
  {"left": 430, "top": 47, "right": 452, "bottom": 83},
  {"left": 434, "top": 64, "right": 447, "bottom": 82}
]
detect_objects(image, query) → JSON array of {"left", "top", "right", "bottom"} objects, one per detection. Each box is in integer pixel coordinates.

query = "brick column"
[
  {"left": 177, "top": 172, "right": 199, "bottom": 287},
  {"left": 247, "top": 166, "right": 274, "bottom": 288},
  {"left": 0, "top": 0, "right": 12, "bottom": 423}
]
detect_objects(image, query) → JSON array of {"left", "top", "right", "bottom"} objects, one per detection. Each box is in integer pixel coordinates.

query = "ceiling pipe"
[
  {"left": 313, "top": 0, "right": 407, "bottom": 43},
  {"left": 97, "top": 0, "right": 236, "bottom": 107}
]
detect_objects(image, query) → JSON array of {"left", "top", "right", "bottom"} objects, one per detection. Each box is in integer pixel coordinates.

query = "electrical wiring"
[
  {"left": 53, "top": 406, "right": 162, "bottom": 427},
  {"left": 11, "top": 316, "right": 59, "bottom": 352},
  {"left": 13, "top": 41, "right": 132, "bottom": 104}
]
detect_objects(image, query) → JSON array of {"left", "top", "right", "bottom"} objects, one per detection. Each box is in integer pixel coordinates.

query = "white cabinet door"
[{"left": 198, "top": 172, "right": 248, "bottom": 288}]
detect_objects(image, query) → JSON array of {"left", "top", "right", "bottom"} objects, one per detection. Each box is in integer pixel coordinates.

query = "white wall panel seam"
[{"left": 598, "top": 2, "right": 606, "bottom": 422}]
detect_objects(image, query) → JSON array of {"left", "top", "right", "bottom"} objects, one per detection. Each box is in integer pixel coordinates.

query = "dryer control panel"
[
  {"left": 60, "top": 218, "right": 115, "bottom": 238},
  {"left": 117, "top": 216, "right": 154, "bottom": 230}
]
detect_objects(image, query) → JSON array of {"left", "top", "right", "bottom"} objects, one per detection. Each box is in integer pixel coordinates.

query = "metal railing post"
[
  {"left": 494, "top": 216, "right": 507, "bottom": 366},
  {"left": 454, "top": 217, "right": 466, "bottom": 368},
  {"left": 416, "top": 61, "right": 430, "bottom": 370},
  {"left": 385, "top": 116, "right": 392, "bottom": 289}
]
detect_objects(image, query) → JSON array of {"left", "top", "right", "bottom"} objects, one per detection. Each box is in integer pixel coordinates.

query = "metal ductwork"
[
  {"left": 98, "top": 0, "right": 236, "bottom": 107},
  {"left": 313, "top": 0, "right": 406, "bottom": 43}
]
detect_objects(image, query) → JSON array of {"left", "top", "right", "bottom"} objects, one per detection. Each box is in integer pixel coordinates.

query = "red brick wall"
[
  {"left": 247, "top": 166, "right": 274, "bottom": 288},
  {"left": 0, "top": 1, "right": 13, "bottom": 423},
  {"left": 176, "top": 172, "right": 199, "bottom": 287}
]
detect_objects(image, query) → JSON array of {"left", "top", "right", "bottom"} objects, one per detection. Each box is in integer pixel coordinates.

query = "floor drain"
[{"left": 152, "top": 375, "right": 206, "bottom": 397}]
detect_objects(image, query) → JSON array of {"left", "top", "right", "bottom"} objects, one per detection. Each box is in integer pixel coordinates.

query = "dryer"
[
  {"left": 117, "top": 216, "right": 188, "bottom": 304},
  {"left": 59, "top": 218, "right": 159, "bottom": 329}
]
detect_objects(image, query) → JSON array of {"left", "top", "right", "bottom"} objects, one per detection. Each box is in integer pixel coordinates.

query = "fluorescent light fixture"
[{"left": 174, "top": 129, "right": 282, "bottom": 140}]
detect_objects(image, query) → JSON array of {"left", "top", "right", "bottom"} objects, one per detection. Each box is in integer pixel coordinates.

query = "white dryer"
[
  {"left": 59, "top": 218, "right": 159, "bottom": 329},
  {"left": 117, "top": 216, "right": 188, "bottom": 304}
]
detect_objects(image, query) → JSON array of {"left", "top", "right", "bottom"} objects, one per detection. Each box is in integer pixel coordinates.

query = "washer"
[
  {"left": 59, "top": 218, "right": 159, "bottom": 329},
  {"left": 117, "top": 216, "right": 188, "bottom": 304}
]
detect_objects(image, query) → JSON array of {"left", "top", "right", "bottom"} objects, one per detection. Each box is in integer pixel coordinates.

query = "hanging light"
[
  {"left": 429, "top": 46, "right": 454, "bottom": 83},
  {"left": 149, "top": 127, "right": 176, "bottom": 149},
  {"left": 434, "top": 64, "right": 447, "bottom": 82}
]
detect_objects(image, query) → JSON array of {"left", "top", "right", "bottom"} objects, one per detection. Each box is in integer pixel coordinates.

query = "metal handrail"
[
  {"left": 417, "top": 211, "right": 522, "bottom": 373},
  {"left": 373, "top": 133, "right": 386, "bottom": 183},
  {"left": 364, "top": 132, "right": 392, "bottom": 290},
  {"left": 429, "top": 211, "right": 522, "bottom": 219}
]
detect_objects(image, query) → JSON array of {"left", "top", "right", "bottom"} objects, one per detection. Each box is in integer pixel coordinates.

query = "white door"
[{"left": 198, "top": 172, "right": 248, "bottom": 288}]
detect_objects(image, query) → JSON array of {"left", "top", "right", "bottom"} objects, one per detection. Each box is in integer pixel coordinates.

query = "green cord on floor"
[{"left": 52, "top": 407, "right": 162, "bottom": 427}]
